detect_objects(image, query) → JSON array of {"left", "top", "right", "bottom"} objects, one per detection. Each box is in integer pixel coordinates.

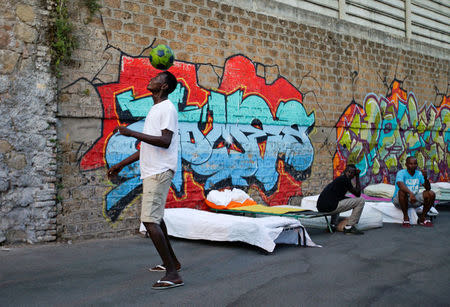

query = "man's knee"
[
  {"left": 356, "top": 197, "right": 365, "bottom": 207},
  {"left": 397, "top": 190, "right": 409, "bottom": 205},
  {"left": 423, "top": 190, "right": 435, "bottom": 202},
  {"left": 398, "top": 189, "right": 407, "bottom": 199},
  {"left": 143, "top": 221, "right": 160, "bottom": 232}
]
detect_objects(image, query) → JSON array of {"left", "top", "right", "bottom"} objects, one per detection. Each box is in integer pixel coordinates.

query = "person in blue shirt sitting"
[{"left": 392, "top": 156, "right": 435, "bottom": 227}]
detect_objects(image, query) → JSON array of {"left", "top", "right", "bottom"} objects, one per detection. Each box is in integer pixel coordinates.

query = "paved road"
[{"left": 1, "top": 211, "right": 449, "bottom": 306}]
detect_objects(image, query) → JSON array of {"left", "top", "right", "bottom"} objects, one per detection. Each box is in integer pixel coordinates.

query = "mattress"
[{"left": 140, "top": 208, "right": 319, "bottom": 252}]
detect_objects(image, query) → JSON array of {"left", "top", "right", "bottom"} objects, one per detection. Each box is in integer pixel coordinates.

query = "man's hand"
[
  {"left": 106, "top": 151, "right": 140, "bottom": 181},
  {"left": 409, "top": 192, "right": 417, "bottom": 203},
  {"left": 107, "top": 163, "right": 124, "bottom": 180},
  {"left": 114, "top": 126, "right": 134, "bottom": 137}
]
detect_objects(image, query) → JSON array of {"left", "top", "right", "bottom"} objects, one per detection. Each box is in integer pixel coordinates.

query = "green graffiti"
[{"left": 335, "top": 90, "right": 449, "bottom": 186}]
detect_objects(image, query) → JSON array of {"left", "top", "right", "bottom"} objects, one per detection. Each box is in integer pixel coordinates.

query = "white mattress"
[
  {"left": 300, "top": 195, "right": 438, "bottom": 226},
  {"left": 140, "top": 208, "right": 318, "bottom": 252}
]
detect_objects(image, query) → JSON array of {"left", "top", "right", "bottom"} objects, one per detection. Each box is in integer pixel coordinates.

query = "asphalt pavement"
[{"left": 1, "top": 211, "right": 449, "bottom": 307}]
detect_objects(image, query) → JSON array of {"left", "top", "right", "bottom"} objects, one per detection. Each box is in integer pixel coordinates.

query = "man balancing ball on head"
[
  {"left": 392, "top": 156, "right": 436, "bottom": 228},
  {"left": 107, "top": 71, "right": 183, "bottom": 290}
]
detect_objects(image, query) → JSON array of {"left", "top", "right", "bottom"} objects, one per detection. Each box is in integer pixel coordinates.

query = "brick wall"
[
  {"left": 52, "top": 0, "right": 448, "bottom": 242},
  {"left": 3, "top": 0, "right": 447, "bottom": 243}
]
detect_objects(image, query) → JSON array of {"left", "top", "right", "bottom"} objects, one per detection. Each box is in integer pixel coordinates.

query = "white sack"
[{"left": 206, "top": 188, "right": 253, "bottom": 207}]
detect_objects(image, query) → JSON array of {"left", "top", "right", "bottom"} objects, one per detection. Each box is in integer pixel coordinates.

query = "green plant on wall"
[
  {"left": 84, "top": 0, "right": 102, "bottom": 22},
  {"left": 50, "top": 0, "right": 77, "bottom": 75},
  {"left": 50, "top": 0, "right": 101, "bottom": 75}
]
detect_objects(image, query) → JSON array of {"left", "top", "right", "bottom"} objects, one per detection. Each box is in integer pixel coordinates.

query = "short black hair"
[
  {"left": 160, "top": 71, "right": 177, "bottom": 94},
  {"left": 406, "top": 156, "right": 416, "bottom": 163},
  {"left": 345, "top": 164, "right": 357, "bottom": 172}
]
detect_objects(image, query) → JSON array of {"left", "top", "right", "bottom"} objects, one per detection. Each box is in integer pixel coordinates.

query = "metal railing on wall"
[{"left": 275, "top": 0, "right": 449, "bottom": 49}]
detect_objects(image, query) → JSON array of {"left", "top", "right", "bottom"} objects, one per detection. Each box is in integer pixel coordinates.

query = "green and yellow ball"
[{"left": 149, "top": 44, "right": 175, "bottom": 70}]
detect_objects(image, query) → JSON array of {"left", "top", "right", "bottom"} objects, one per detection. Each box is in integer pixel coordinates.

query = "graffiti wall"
[
  {"left": 334, "top": 80, "right": 450, "bottom": 187},
  {"left": 48, "top": 0, "right": 449, "bottom": 241},
  {"left": 80, "top": 54, "right": 315, "bottom": 221}
]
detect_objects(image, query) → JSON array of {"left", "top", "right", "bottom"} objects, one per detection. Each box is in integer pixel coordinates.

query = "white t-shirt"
[{"left": 140, "top": 99, "right": 178, "bottom": 179}]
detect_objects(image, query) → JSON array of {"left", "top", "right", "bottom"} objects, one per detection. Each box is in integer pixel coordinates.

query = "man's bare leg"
[
  {"left": 398, "top": 190, "right": 410, "bottom": 222},
  {"left": 160, "top": 220, "right": 181, "bottom": 270},
  {"left": 144, "top": 222, "right": 182, "bottom": 282},
  {"left": 419, "top": 190, "right": 435, "bottom": 223}
]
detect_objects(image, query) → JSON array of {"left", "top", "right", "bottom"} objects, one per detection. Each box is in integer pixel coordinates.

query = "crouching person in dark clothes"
[{"left": 317, "top": 164, "right": 365, "bottom": 235}]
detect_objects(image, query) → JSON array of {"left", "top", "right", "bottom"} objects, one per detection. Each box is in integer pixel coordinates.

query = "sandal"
[
  {"left": 149, "top": 264, "right": 181, "bottom": 272},
  {"left": 151, "top": 279, "right": 184, "bottom": 290},
  {"left": 402, "top": 221, "right": 411, "bottom": 228},
  {"left": 418, "top": 219, "right": 433, "bottom": 227}
]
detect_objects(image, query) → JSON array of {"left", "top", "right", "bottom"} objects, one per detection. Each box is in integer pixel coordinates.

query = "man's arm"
[
  {"left": 348, "top": 169, "right": 362, "bottom": 197},
  {"left": 117, "top": 126, "right": 173, "bottom": 149},
  {"left": 421, "top": 169, "right": 431, "bottom": 191},
  {"left": 107, "top": 150, "right": 140, "bottom": 180},
  {"left": 397, "top": 181, "right": 417, "bottom": 203}
]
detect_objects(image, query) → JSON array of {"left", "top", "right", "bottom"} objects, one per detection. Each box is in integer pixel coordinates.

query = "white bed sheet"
[{"left": 140, "top": 208, "right": 318, "bottom": 252}]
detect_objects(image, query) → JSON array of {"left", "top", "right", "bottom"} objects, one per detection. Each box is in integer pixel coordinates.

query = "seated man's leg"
[
  {"left": 394, "top": 190, "right": 410, "bottom": 222},
  {"left": 330, "top": 213, "right": 340, "bottom": 226},
  {"left": 336, "top": 197, "right": 365, "bottom": 226},
  {"left": 417, "top": 190, "right": 435, "bottom": 223}
]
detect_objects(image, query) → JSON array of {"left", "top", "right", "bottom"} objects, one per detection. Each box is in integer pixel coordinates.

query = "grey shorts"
[
  {"left": 393, "top": 192, "right": 424, "bottom": 209},
  {"left": 141, "top": 169, "right": 174, "bottom": 224}
]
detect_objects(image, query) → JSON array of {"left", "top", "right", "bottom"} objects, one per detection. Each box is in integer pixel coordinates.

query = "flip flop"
[
  {"left": 418, "top": 219, "right": 433, "bottom": 227},
  {"left": 151, "top": 280, "right": 184, "bottom": 290},
  {"left": 402, "top": 221, "right": 411, "bottom": 228},
  {"left": 149, "top": 265, "right": 166, "bottom": 272},
  {"left": 148, "top": 264, "right": 181, "bottom": 272}
]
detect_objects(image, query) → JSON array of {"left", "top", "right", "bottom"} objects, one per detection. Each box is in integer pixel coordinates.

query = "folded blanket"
[
  {"left": 431, "top": 182, "right": 450, "bottom": 189},
  {"left": 419, "top": 183, "right": 450, "bottom": 201},
  {"left": 363, "top": 183, "right": 395, "bottom": 199},
  {"left": 364, "top": 182, "right": 450, "bottom": 201}
]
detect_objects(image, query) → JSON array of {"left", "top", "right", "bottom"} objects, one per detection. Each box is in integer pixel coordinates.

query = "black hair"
[
  {"left": 406, "top": 156, "right": 416, "bottom": 163},
  {"left": 345, "top": 164, "right": 357, "bottom": 172},
  {"left": 160, "top": 71, "right": 177, "bottom": 94}
]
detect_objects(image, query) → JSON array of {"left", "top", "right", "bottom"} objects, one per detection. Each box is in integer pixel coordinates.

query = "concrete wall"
[
  {"left": 0, "top": 0, "right": 58, "bottom": 244},
  {"left": 1, "top": 0, "right": 448, "bottom": 244},
  {"left": 223, "top": 0, "right": 450, "bottom": 49}
]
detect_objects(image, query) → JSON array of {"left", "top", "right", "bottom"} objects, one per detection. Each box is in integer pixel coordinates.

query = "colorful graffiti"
[
  {"left": 334, "top": 80, "right": 450, "bottom": 187},
  {"left": 81, "top": 54, "right": 315, "bottom": 221}
]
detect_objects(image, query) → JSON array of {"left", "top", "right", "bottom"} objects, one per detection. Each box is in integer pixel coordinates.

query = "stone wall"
[
  {"left": 1, "top": 0, "right": 448, "bottom": 244},
  {"left": 0, "top": 0, "right": 58, "bottom": 244}
]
